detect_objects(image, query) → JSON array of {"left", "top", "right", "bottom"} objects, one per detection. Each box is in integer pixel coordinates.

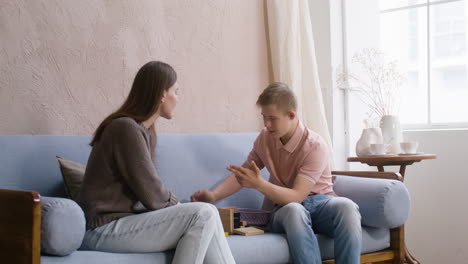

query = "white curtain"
[{"left": 266, "top": 0, "right": 334, "bottom": 167}]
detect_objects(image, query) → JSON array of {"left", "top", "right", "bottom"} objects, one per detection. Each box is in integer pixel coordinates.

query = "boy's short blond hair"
[{"left": 256, "top": 82, "right": 297, "bottom": 112}]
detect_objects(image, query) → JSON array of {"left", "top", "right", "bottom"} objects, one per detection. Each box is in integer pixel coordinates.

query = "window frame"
[{"left": 380, "top": 0, "right": 468, "bottom": 130}]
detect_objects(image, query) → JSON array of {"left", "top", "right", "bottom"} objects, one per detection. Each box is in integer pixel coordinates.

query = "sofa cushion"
[
  {"left": 41, "top": 251, "right": 174, "bottom": 264},
  {"left": 334, "top": 175, "right": 410, "bottom": 228},
  {"left": 227, "top": 233, "right": 290, "bottom": 263},
  {"left": 56, "top": 156, "right": 85, "bottom": 200},
  {"left": 41, "top": 196, "right": 86, "bottom": 256}
]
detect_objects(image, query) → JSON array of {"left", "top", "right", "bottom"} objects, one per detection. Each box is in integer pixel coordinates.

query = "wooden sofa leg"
[
  {"left": 390, "top": 226, "right": 405, "bottom": 264},
  {"left": 0, "top": 189, "right": 41, "bottom": 264}
]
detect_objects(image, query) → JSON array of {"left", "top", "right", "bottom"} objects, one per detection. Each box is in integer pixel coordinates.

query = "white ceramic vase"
[
  {"left": 356, "top": 127, "right": 383, "bottom": 156},
  {"left": 380, "top": 115, "right": 402, "bottom": 154}
]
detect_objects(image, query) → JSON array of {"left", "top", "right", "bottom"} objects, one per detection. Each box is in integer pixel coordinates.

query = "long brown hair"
[{"left": 90, "top": 61, "right": 177, "bottom": 146}]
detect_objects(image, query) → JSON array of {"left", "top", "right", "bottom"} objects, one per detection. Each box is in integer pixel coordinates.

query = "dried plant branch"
[{"left": 336, "top": 48, "right": 404, "bottom": 126}]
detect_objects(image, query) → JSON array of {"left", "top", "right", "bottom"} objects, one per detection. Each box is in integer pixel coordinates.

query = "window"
[{"left": 380, "top": 0, "right": 468, "bottom": 128}]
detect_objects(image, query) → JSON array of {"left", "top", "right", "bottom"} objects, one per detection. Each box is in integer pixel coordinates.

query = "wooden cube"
[{"left": 217, "top": 207, "right": 237, "bottom": 234}]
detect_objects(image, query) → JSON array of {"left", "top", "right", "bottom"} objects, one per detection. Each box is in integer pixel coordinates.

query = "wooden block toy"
[
  {"left": 233, "top": 212, "right": 241, "bottom": 228},
  {"left": 217, "top": 207, "right": 237, "bottom": 234},
  {"left": 233, "top": 227, "right": 265, "bottom": 236}
]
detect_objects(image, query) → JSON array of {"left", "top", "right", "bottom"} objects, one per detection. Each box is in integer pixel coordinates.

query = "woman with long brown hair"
[{"left": 76, "top": 61, "right": 235, "bottom": 264}]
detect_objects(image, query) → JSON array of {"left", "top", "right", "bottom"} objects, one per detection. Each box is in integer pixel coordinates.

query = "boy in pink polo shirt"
[{"left": 192, "top": 82, "right": 362, "bottom": 264}]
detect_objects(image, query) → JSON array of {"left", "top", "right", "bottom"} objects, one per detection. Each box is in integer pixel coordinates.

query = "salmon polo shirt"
[{"left": 247, "top": 121, "right": 334, "bottom": 203}]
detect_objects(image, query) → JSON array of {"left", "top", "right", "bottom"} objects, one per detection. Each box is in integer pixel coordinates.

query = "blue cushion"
[
  {"left": 41, "top": 251, "right": 173, "bottom": 264},
  {"left": 318, "top": 226, "right": 390, "bottom": 260},
  {"left": 40, "top": 226, "right": 389, "bottom": 263},
  {"left": 334, "top": 175, "right": 410, "bottom": 228},
  {"left": 227, "top": 233, "right": 290, "bottom": 263},
  {"left": 41, "top": 196, "right": 86, "bottom": 256}
]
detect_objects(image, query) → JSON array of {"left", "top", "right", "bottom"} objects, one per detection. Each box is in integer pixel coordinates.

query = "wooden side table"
[
  {"left": 348, "top": 154, "right": 436, "bottom": 179},
  {"left": 347, "top": 154, "right": 436, "bottom": 264}
]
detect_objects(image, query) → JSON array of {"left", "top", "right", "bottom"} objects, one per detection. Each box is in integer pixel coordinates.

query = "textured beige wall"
[{"left": 0, "top": 0, "right": 269, "bottom": 135}]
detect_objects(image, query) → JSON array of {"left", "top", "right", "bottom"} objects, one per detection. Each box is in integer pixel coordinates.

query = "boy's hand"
[
  {"left": 228, "top": 161, "right": 264, "bottom": 189},
  {"left": 190, "top": 189, "right": 216, "bottom": 203}
]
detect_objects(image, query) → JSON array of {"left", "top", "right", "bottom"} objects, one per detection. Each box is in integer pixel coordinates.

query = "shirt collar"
[{"left": 275, "top": 121, "right": 304, "bottom": 153}]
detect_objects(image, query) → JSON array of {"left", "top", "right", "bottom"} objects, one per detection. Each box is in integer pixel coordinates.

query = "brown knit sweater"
[{"left": 76, "top": 117, "right": 179, "bottom": 229}]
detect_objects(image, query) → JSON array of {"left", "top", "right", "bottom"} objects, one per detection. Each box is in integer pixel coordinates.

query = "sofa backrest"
[
  {"left": 0, "top": 135, "right": 92, "bottom": 197},
  {"left": 0, "top": 133, "right": 267, "bottom": 209}
]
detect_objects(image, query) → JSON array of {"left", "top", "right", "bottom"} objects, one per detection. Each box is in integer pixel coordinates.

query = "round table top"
[{"left": 348, "top": 153, "right": 436, "bottom": 163}]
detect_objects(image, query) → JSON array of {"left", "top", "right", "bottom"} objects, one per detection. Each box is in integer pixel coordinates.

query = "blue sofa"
[{"left": 0, "top": 134, "right": 410, "bottom": 263}]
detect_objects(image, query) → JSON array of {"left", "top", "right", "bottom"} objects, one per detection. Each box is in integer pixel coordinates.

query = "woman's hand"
[{"left": 190, "top": 189, "right": 216, "bottom": 203}]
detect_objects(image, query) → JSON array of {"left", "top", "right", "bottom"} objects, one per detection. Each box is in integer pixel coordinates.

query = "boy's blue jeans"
[{"left": 269, "top": 194, "right": 362, "bottom": 264}]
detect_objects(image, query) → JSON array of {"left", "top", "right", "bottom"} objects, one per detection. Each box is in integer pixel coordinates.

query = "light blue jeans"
[
  {"left": 81, "top": 202, "right": 235, "bottom": 264},
  {"left": 269, "top": 195, "right": 362, "bottom": 264}
]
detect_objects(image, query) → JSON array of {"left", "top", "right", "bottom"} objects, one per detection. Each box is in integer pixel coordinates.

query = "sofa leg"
[{"left": 390, "top": 226, "right": 406, "bottom": 264}]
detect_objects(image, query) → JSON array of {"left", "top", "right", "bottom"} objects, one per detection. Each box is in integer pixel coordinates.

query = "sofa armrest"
[
  {"left": 0, "top": 189, "right": 41, "bottom": 264},
  {"left": 333, "top": 175, "right": 410, "bottom": 229}
]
